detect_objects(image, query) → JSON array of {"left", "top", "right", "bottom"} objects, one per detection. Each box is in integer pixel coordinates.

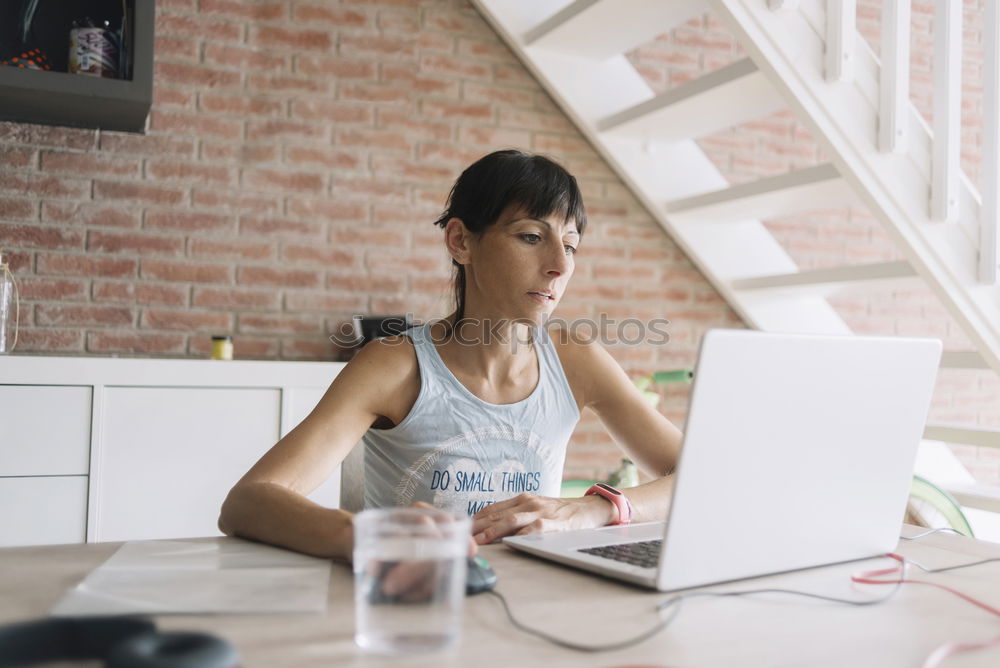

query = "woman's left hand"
[{"left": 470, "top": 493, "right": 614, "bottom": 544}]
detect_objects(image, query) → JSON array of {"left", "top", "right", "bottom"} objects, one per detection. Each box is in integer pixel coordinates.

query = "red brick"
[
  {"left": 420, "top": 54, "right": 491, "bottom": 80},
  {"left": 289, "top": 101, "right": 372, "bottom": 124},
  {"left": 93, "top": 181, "right": 185, "bottom": 206},
  {"left": 244, "top": 168, "right": 324, "bottom": 193},
  {"left": 190, "top": 238, "right": 274, "bottom": 261},
  {"left": 335, "top": 128, "right": 412, "bottom": 152},
  {"left": 420, "top": 100, "right": 493, "bottom": 121},
  {"left": 154, "top": 87, "right": 197, "bottom": 108},
  {"left": 326, "top": 271, "right": 405, "bottom": 293},
  {"left": 0, "top": 122, "right": 96, "bottom": 150},
  {"left": 18, "top": 277, "right": 88, "bottom": 302},
  {"left": 37, "top": 304, "right": 134, "bottom": 327},
  {"left": 142, "top": 260, "right": 232, "bottom": 284},
  {"left": 457, "top": 37, "right": 518, "bottom": 65},
  {"left": 40, "top": 202, "right": 140, "bottom": 228},
  {"left": 15, "top": 328, "right": 85, "bottom": 352},
  {"left": 37, "top": 253, "right": 136, "bottom": 278},
  {"left": 418, "top": 143, "right": 491, "bottom": 167},
  {"left": 285, "top": 146, "right": 361, "bottom": 170},
  {"left": 417, "top": 33, "right": 455, "bottom": 54},
  {"left": 238, "top": 313, "right": 322, "bottom": 334},
  {"left": 156, "top": 36, "right": 200, "bottom": 60},
  {"left": 238, "top": 266, "right": 321, "bottom": 288},
  {"left": 250, "top": 26, "right": 332, "bottom": 51},
  {"left": 145, "top": 210, "right": 235, "bottom": 233},
  {"left": 146, "top": 160, "right": 238, "bottom": 185},
  {"left": 330, "top": 178, "right": 409, "bottom": 202},
  {"left": 155, "top": 63, "right": 242, "bottom": 89},
  {"left": 0, "top": 173, "right": 89, "bottom": 199},
  {"left": 99, "top": 133, "right": 196, "bottom": 157},
  {"left": 376, "top": 110, "right": 452, "bottom": 141},
  {"left": 88, "top": 230, "right": 185, "bottom": 256},
  {"left": 150, "top": 110, "right": 243, "bottom": 140},
  {"left": 192, "top": 287, "right": 280, "bottom": 310},
  {"left": 295, "top": 56, "right": 375, "bottom": 78},
  {"left": 458, "top": 126, "right": 530, "bottom": 148},
  {"left": 340, "top": 34, "right": 416, "bottom": 60},
  {"left": 0, "top": 147, "right": 37, "bottom": 168},
  {"left": 192, "top": 190, "right": 281, "bottom": 214},
  {"left": 286, "top": 198, "right": 367, "bottom": 223},
  {"left": 339, "top": 82, "right": 412, "bottom": 104},
  {"left": 0, "top": 197, "right": 35, "bottom": 220},
  {"left": 424, "top": 9, "right": 491, "bottom": 36},
  {"left": 370, "top": 155, "right": 454, "bottom": 182},
  {"left": 157, "top": 14, "right": 242, "bottom": 41},
  {"left": 293, "top": 4, "right": 368, "bottom": 26},
  {"left": 498, "top": 107, "right": 574, "bottom": 133},
  {"left": 247, "top": 74, "right": 328, "bottom": 94},
  {"left": 93, "top": 282, "right": 189, "bottom": 306},
  {"left": 143, "top": 309, "right": 233, "bottom": 331},
  {"left": 201, "top": 142, "right": 279, "bottom": 163},
  {"left": 284, "top": 292, "right": 368, "bottom": 312},
  {"left": 246, "top": 119, "right": 328, "bottom": 140},
  {"left": 2, "top": 224, "right": 84, "bottom": 250},
  {"left": 200, "top": 93, "right": 284, "bottom": 118},
  {"left": 200, "top": 0, "right": 285, "bottom": 20},
  {"left": 203, "top": 45, "right": 288, "bottom": 73},
  {"left": 239, "top": 216, "right": 323, "bottom": 238},
  {"left": 87, "top": 331, "right": 187, "bottom": 355},
  {"left": 367, "top": 252, "right": 446, "bottom": 276},
  {"left": 282, "top": 245, "right": 358, "bottom": 266}
]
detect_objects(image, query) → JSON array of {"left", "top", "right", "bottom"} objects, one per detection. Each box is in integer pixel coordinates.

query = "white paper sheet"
[{"left": 51, "top": 538, "right": 331, "bottom": 616}]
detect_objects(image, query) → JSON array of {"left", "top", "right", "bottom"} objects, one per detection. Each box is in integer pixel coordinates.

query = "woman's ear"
[{"left": 444, "top": 218, "right": 473, "bottom": 265}]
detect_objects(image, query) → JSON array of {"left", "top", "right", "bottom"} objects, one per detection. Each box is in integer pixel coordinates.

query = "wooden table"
[{"left": 2, "top": 528, "right": 999, "bottom": 667}]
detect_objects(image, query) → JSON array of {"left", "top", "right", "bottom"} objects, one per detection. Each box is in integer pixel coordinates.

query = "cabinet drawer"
[
  {"left": 0, "top": 385, "right": 91, "bottom": 476},
  {"left": 0, "top": 476, "right": 88, "bottom": 547}
]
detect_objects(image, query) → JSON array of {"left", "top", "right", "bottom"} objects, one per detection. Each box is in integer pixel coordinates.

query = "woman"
[{"left": 219, "top": 150, "right": 683, "bottom": 562}]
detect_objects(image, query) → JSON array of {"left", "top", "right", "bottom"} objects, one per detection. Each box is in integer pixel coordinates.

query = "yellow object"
[{"left": 211, "top": 336, "right": 233, "bottom": 361}]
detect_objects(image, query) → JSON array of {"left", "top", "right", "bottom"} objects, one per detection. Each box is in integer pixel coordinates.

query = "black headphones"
[{"left": 0, "top": 616, "right": 239, "bottom": 668}]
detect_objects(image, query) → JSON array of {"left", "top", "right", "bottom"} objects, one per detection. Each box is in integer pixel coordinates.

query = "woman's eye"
[
  {"left": 564, "top": 245, "right": 577, "bottom": 256},
  {"left": 520, "top": 233, "right": 541, "bottom": 244}
]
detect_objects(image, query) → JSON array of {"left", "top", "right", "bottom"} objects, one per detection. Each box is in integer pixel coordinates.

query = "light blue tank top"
[{"left": 361, "top": 323, "right": 580, "bottom": 517}]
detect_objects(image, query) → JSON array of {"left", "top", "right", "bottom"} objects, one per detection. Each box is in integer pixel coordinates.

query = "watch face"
[{"left": 597, "top": 483, "right": 620, "bottom": 496}]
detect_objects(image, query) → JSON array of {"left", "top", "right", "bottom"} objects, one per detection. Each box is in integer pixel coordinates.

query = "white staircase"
[{"left": 471, "top": 0, "right": 1000, "bottom": 525}]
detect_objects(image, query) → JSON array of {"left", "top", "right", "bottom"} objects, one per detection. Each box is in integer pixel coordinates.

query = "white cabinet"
[{"left": 0, "top": 356, "right": 345, "bottom": 546}]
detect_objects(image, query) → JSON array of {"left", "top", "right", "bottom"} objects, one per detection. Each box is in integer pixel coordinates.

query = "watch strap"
[{"left": 584, "top": 483, "right": 632, "bottom": 526}]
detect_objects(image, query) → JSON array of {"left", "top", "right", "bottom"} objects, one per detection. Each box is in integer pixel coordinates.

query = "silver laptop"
[{"left": 503, "top": 329, "right": 942, "bottom": 591}]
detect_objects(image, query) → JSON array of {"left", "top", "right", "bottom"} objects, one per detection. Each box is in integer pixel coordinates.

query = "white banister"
[
  {"left": 768, "top": 0, "right": 798, "bottom": 8},
  {"left": 825, "top": 0, "right": 855, "bottom": 83},
  {"left": 982, "top": 0, "right": 1000, "bottom": 283},
  {"left": 931, "top": 0, "right": 962, "bottom": 222},
  {"left": 879, "top": 0, "right": 910, "bottom": 153}
]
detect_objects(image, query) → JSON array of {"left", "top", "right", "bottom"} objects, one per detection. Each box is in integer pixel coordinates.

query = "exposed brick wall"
[
  {"left": 0, "top": 0, "right": 740, "bottom": 481},
  {"left": 2, "top": 0, "right": 997, "bottom": 484}
]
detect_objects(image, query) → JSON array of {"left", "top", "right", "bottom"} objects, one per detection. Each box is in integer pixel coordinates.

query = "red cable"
[{"left": 851, "top": 553, "right": 1000, "bottom": 667}]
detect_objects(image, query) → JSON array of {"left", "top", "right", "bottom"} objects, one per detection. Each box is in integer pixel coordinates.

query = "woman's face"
[{"left": 461, "top": 206, "right": 580, "bottom": 326}]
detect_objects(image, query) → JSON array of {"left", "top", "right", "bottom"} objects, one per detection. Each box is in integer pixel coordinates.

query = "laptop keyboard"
[{"left": 578, "top": 539, "right": 662, "bottom": 568}]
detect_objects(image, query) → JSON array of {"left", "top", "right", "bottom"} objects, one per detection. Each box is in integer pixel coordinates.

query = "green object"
[
  {"left": 606, "top": 458, "right": 639, "bottom": 488},
  {"left": 908, "top": 475, "right": 974, "bottom": 538},
  {"left": 652, "top": 369, "right": 693, "bottom": 384}
]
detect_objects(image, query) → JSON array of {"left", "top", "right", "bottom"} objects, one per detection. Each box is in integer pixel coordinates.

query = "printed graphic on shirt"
[{"left": 392, "top": 425, "right": 562, "bottom": 517}]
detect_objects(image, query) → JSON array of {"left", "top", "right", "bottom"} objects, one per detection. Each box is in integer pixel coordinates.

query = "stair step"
[
  {"left": 940, "top": 351, "right": 990, "bottom": 369},
  {"left": 924, "top": 425, "right": 1000, "bottom": 449},
  {"left": 665, "top": 164, "right": 853, "bottom": 223},
  {"left": 942, "top": 483, "right": 1000, "bottom": 514},
  {"left": 525, "top": 0, "right": 708, "bottom": 60},
  {"left": 596, "top": 58, "right": 783, "bottom": 141},
  {"left": 731, "top": 261, "right": 916, "bottom": 291}
]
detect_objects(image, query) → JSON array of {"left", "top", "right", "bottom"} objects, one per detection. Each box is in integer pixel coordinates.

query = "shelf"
[{"left": 0, "top": 0, "right": 154, "bottom": 134}]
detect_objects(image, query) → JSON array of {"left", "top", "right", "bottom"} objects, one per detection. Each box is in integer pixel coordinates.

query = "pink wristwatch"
[{"left": 585, "top": 482, "right": 633, "bottom": 526}]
